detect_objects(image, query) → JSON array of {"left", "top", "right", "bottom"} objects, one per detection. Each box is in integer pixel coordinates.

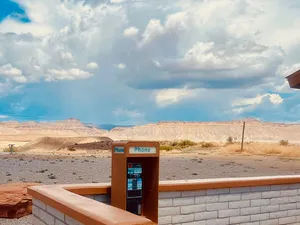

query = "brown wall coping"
[
  {"left": 28, "top": 185, "right": 154, "bottom": 225},
  {"left": 57, "top": 175, "right": 300, "bottom": 195}
]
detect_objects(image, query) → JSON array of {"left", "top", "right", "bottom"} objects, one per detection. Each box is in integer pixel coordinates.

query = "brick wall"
[
  {"left": 158, "top": 184, "right": 300, "bottom": 225},
  {"left": 32, "top": 198, "right": 84, "bottom": 225},
  {"left": 33, "top": 184, "right": 300, "bottom": 225}
]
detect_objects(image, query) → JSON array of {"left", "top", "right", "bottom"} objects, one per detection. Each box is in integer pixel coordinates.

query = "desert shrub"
[
  {"left": 227, "top": 136, "right": 234, "bottom": 144},
  {"left": 161, "top": 139, "right": 197, "bottom": 150},
  {"left": 170, "top": 141, "right": 178, "bottom": 147},
  {"left": 201, "top": 142, "right": 215, "bottom": 148},
  {"left": 279, "top": 140, "right": 289, "bottom": 146},
  {"left": 177, "top": 140, "right": 197, "bottom": 148},
  {"left": 68, "top": 147, "right": 76, "bottom": 151},
  {"left": 161, "top": 145, "right": 173, "bottom": 151},
  {"left": 3, "top": 148, "right": 10, "bottom": 152},
  {"left": 3, "top": 147, "right": 17, "bottom": 152}
]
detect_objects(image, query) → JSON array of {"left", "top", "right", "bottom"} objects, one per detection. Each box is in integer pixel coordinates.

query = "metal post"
[
  {"left": 241, "top": 121, "right": 245, "bottom": 152},
  {"left": 9, "top": 144, "right": 14, "bottom": 154}
]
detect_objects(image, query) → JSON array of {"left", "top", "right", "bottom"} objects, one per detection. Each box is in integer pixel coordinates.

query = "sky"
[{"left": 0, "top": 0, "right": 300, "bottom": 125}]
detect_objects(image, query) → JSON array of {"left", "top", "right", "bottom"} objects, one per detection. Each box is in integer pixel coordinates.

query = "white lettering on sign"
[
  {"left": 129, "top": 146, "right": 157, "bottom": 154},
  {"left": 114, "top": 146, "right": 124, "bottom": 153}
]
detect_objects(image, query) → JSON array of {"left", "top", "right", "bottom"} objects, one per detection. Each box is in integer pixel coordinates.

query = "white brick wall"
[
  {"left": 158, "top": 183, "right": 300, "bottom": 224},
  {"left": 33, "top": 182, "right": 300, "bottom": 225},
  {"left": 32, "top": 198, "right": 83, "bottom": 225}
]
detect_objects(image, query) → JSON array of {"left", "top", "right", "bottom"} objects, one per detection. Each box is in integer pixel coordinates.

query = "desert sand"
[{"left": 1, "top": 118, "right": 300, "bottom": 225}]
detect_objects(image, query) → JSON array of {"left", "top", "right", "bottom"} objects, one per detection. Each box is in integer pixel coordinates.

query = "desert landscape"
[
  {"left": 1, "top": 118, "right": 300, "bottom": 225},
  {"left": 1, "top": 118, "right": 300, "bottom": 157}
]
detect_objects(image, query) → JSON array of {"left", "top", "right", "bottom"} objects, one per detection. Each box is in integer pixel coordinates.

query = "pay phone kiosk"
[{"left": 111, "top": 141, "right": 160, "bottom": 223}]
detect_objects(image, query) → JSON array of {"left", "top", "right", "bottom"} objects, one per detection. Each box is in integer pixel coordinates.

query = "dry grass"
[
  {"left": 160, "top": 140, "right": 219, "bottom": 152},
  {"left": 221, "top": 142, "right": 300, "bottom": 157}
]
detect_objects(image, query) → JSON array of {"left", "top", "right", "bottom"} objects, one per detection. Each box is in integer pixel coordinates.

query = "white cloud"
[
  {"left": 233, "top": 94, "right": 283, "bottom": 107},
  {"left": 232, "top": 93, "right": 284, "bottom": 114},
  {"left": 60, "top": 52, "right": 73, "bottom": 61},
  {"left": 110, "top": 0, "right": 127, "bottom": 3},
  {"left": 114, "top": 63, "right": 126, "bottom": 69},
  {"left": 86, "top": 62, "right": 99, "bottom": 69},
  {"left": 0, "top": 0, "right": 300, "bottom": 123},
  {"left": 139, "top": 19, "right": 164, "bottom": 47},
  {"left": 46, "top": 68, "right": 93, "bottom": 81},
  {"left": 12, "top": 76, "right": 28, "bottom": 83},
  {"left": 0, "top": 64, "right": 28, "bottom": 83},
  {"left": 154, "top": 87, "right": 200, "bottom": 107},
  {"left": 113, "top": 108, "right": 143, "bottom": 118},
  {"left": 124, "top": 26, "right": 139, "bottom": 38},
  {"left": 0, "top": 64, "right": 22, "bottom": 76},
  {"left": 0, "top": 0, "right": 127, "bottom": 87},
  {"left": 0, "top": 18, "right": 53, "bottom": 37}
]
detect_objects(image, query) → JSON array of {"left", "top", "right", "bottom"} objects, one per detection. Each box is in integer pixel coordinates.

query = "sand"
[
  {"left": 1, "top": 154, "right": 300, "bottom": 186},
  {"left": 1, "top": 153, "right": 300, "bottom": 225}
]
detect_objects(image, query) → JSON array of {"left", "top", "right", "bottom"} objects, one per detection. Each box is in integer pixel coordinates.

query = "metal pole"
[{"left": 241, "top": 121, "right": 245, "bottom": 152}]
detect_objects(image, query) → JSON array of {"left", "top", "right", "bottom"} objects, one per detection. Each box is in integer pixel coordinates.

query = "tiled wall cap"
[{"left": 48, "top": 175, "right": 300, "bottom": 195}]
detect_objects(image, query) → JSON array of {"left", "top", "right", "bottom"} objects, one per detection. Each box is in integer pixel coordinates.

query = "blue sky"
[{"left": 0, "top": 0, "right": 300, "bottom": 125}]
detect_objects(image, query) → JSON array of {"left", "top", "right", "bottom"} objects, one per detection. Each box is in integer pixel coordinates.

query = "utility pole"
[{"left": 241, "top": 121, "right": 245, "bottom": 152}]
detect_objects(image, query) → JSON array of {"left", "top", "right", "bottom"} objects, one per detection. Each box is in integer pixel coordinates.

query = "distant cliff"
[{"left": 1, "top": 118, "right": 300, "bottom": 143}]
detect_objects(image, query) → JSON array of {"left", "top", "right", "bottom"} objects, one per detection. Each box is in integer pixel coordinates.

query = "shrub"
[
  {"left": 162, "top": 139, "right": 196, "bottom": 150},
  {"left": 176, "top": 140, "right": 197, "bottom": 149},
  {"left": 201, "top": 142, "right": 214, "bottom": 148},
  {"left": 161, "top": 145, "right": 173, "bottom": 151},
  {"left": 68, "top": 147, "right": 76, "bottom": 151},
  {"left": 3, "top": 148, "right": 10, "bottom": 152},
  {"left": 279, "top": 140, "right": 289, "bottom": 146},
  {"left": 179, "top": 139, "right": 196, "bottom": 147},
  {"left": 227, "top": 136, "right": 234, "bottom": 144},
  {"left": 170, "top": 141, "right": 178, "bottom": 147}
]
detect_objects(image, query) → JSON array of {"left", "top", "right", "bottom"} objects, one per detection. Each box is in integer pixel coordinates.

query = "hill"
[
  {"left": 107, "top": 119, "right": 300, "bottom": 143},
  {"left": 1, "top": 118, "right": 300, "bottom": 143}
]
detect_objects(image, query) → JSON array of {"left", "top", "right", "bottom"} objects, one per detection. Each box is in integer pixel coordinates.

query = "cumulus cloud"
[
  {"left": 231, "top": 93, "right": 284, "bottom": 114},
  {"left": 154, "top": 87, "right": 200, "bottom": 107},
  {"left": 0, "top": 0, "right": 300, "bottom": 122},
  {"left": 114, "top": 63, "right": 126, "bottom": 69},
  {"left": 46, "top": 68, "right": 93, "bottom": 81},
  {"left": 138, "top": 19, "right": 164, "bottom": 47},
  {"left": 0, "top": 0, "right": 127, "bottom": 86},
  {"left": 112, "top": 108, "right": 145, "bottom": 124},
  {"left": 0, "top": 64, "right": 22, "bottom": 77},
  {"left": 0, "top": 64, "right": 28, "bottom": 83},
  {"left": 86, "top": 62, "right": 99, "bottom": 69},
  {"left": 123, "top": 26, "right": 139, "bottom": 38}
]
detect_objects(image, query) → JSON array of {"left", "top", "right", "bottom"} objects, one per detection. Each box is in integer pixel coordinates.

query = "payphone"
[
  {"left": 111, "top": 141, "right": 160, "bottom": 224},
  {"left": 126, "top": 162, "right": 143, "bottom": 215}
]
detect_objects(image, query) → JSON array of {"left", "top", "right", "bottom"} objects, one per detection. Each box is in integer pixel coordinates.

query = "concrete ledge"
[
  {"left": 28, "top": 185, "right": 154, "bottom": 225},
  {"left": 51, "top": 175, "right": 300, "bottom": 195},
  {"left": 159, "top": 175, "right": 300, "bottom": 192}
]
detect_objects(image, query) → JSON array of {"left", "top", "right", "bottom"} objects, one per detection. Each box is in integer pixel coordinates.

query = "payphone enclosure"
[{"left": 111, "top": 141, "right": 160, "bottom": 224}]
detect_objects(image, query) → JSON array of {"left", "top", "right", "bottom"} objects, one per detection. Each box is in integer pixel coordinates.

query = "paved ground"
[{"left": 1, "top": 154, "right": 300, "bottom": 224}]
